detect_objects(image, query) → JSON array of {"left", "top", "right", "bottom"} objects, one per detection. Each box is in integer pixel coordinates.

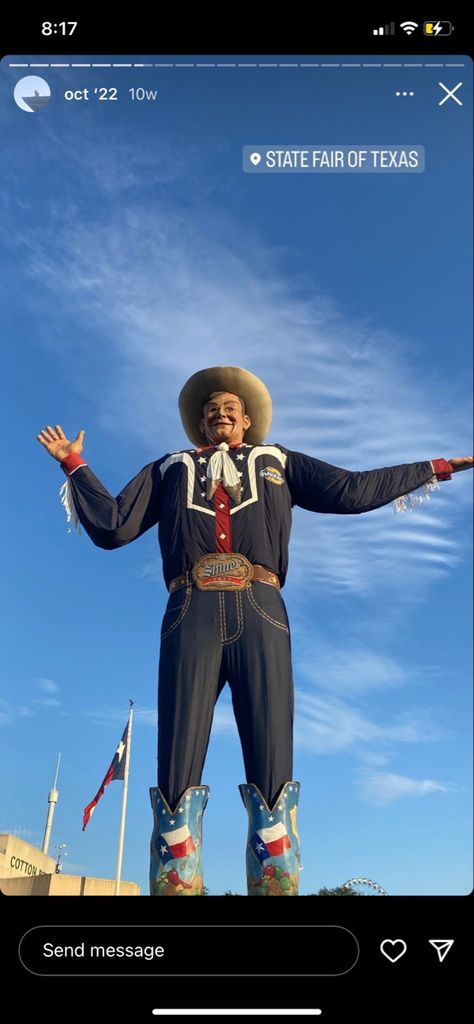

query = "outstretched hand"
[
  {"left": 36, "top": 425, "right": 85, "bottom": 463},
  {"left": 448, "top": 457, "right": 474, "bottom": 473}
]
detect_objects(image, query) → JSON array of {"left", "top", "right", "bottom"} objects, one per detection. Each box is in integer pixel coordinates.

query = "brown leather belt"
[{"left": 169, "top": 558, "right": 280, "bottom": 593}]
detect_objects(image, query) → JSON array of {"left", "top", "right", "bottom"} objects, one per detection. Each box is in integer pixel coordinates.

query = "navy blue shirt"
[{"left": 65, "top": 443, "right": 435, "bottom": 589}]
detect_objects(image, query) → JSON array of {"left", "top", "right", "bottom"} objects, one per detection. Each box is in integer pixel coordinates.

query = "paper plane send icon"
[{"left": 429, "top": 939, "right": 454, "bottom": 963}]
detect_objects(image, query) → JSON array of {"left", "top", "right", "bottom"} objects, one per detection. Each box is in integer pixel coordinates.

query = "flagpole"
[{"left": 114, "top": 701, "right": 134, "bottom": 895}]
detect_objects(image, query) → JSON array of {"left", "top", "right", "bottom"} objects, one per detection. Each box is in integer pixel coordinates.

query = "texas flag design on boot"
[
  {"left": 158, "top": 825, "right": 196, "bottom": 862},
  {"left": 239, "top": 781, "right": 301, "bottom": 895},
  {"left": 252, "top": 821, "right": 291, "bottom": 861},
  {"left": 149, "top": 786, "right": 209, "bottom": 895}
]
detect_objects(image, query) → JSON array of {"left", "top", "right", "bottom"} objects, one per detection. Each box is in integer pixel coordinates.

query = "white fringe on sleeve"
[
  {"left": 393, "top": 475, "right": 440, "bottom": 514},
  {"left": 59, "top": 479, "right": 82, "bottom": 534}
]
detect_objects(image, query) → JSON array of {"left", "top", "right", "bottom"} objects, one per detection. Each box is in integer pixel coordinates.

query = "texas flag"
[
  {"left": 251, "top": 821, "right": 291, "bottom": 862},
  {"left": 82, "top": 722, "right": 129, "bottom": 830},
  {"left": 158, "top": 825, "right": 196, "bottom": 863}
]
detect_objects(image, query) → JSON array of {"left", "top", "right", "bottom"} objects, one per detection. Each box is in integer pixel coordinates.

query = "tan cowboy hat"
[{"left": 179, "top": 366, "right": 272, "bottom": 446}]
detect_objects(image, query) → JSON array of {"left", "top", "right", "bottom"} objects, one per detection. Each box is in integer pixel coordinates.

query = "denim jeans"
[{"left": 157, "top": 581, "right": 294, "bottom": 807}]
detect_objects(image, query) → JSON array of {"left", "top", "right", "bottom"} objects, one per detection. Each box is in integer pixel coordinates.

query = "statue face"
[{"left": 200, "top": 392, "right": 251, "bottom": 446}]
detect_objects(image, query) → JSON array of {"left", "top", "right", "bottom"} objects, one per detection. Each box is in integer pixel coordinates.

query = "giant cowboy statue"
[{"left": 37, "top": 367, "right": 473, "bottom": 896}]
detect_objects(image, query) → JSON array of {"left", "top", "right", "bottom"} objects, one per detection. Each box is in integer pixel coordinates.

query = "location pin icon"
[{"left": 250, "top": 152, "right": 262, "bottom": 166}]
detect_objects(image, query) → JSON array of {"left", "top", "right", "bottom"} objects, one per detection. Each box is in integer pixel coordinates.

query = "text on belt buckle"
[{"left": 192, "top": 553, "right": 253, "bottom": 591}]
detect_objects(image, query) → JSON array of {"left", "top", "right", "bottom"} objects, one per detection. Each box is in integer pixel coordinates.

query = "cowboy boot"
[
  {"left": 149, "top": 786, "right": 209, "bottom": 895},
  {"left": 239, "top": 781, "right": 301, "bottom": 896}
]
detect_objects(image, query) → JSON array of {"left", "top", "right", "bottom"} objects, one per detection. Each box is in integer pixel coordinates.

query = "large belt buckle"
[{"left": 192, "top": 553, "right": 253, "bottom": 591}]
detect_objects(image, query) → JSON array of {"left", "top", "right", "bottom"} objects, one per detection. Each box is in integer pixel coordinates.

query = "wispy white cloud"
[
  {"left": 0, "top": 701, "right": 15, "bottom": 727},
  {"left": 86, "top": 700, "right": 238, "bottom": 737},
  {"left": 1, "top": 698, "right": 36, "bottom": 725},
  {"left": 294, "top": 690, "right": 445, "bottom": 755},
  {"left": 35, "top": 678, "right": 60, "bottom": 695},
  {"left": 357, "top": 752, "right": 391, "bottom": 768},
  {"left": 288, "top": 497, "right": 462, "bottom": 597},
  {"left": 136, "top": 559, "right": 164, "bottom": 584},
  {"left": 30, "top": 678, "right": 62, "bottom": 708},
  {"left": 212, "top": 702, "right": 239, "bottom": 737},
  {"left": 1, "top": 684, "right": 67, "bottom": 723},
  {"left": 30, "top": 678, "right": 63, "bottom": 709},
  {"left": 86, "top": 706, "right": 156, "bottom": 728},
  {"left": 294, "top": 643, "right": 409, "bottom": 696},
  {"left": 355, "top": 770, "right": 454, "bottom": 807},
  {"left": 291, "top": 632, "right": 452, "bottom": 699},
  {"left": 32, "top": 697, "right": 62, "bottom": 708}
]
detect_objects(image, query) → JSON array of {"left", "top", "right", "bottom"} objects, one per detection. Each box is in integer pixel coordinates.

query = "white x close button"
[{"left": 438, "top": 81, "right": 463, "bottom": 106}]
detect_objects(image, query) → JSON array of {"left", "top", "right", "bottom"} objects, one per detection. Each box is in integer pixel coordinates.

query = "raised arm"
[
  {"left": 37, "top": 425, "right": 162, "bottom": 548},
  {"left": 283, "top": 448, "right": 472, "bottom": 515}
]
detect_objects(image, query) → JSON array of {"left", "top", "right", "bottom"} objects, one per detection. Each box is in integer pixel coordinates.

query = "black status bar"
[{"left": 1, "top": 15, "right": 472, "bottom": 58}]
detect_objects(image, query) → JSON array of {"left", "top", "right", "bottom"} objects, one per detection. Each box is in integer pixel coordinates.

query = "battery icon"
[{"left": 424, "top": 21, "right": 453, "bottom": 36}]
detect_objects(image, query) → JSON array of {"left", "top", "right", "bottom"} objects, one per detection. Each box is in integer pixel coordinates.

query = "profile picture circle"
[{"left": 14, "top": 76, "right": 51, "bottom": 113}]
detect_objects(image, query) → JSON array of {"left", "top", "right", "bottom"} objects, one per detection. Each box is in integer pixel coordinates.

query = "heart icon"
[
  {"left": 250, "top": 152, "right": 262, "bottom": 166},
  {"left": 380, "top": 939, "right": 407, "bottom": 963}
]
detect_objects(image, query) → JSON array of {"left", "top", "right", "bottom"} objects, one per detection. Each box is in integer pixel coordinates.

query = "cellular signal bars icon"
[{"left": 373, "top": 23, "right": 395, "bottom": 35}]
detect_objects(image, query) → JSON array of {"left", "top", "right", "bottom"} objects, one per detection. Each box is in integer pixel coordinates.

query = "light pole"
[{"left": 54, "top": 843, "right": 68, "bottom": 874}]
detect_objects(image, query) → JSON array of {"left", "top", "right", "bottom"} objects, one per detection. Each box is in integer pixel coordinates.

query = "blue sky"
[{"left": 0, "top": 53, "right": 472, "bottom": 896}]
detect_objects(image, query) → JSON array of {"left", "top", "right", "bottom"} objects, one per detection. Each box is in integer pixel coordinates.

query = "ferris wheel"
[{"left": 342, "top": 877, "right": 389, "bottom": 895}]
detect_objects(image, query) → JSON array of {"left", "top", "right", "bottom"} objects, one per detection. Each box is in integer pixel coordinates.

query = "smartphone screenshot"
[{"left": 1, "top": 15, "right": 472, "bottom": 1021}]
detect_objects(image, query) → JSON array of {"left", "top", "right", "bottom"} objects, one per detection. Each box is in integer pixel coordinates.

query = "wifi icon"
[{"left": 400, "top": 21, "right": 419, "bottom": 34}]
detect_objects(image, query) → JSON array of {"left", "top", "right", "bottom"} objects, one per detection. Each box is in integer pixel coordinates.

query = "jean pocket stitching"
[
  {"left": 246, "top": 586, "right": 289, "bottom": 632},
  {"left": 161, "top": 586, "right": 192, "bottom": 639},
  {"left": 222, "top": 591, "right": 244, "bottom": 644}
]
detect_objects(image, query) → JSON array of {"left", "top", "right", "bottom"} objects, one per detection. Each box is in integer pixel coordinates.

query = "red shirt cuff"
[
  {"left": 431, "top": 458, "right": 452, "bottom": 481},
  {"left": 60, "top": 453, "right": 87, "bottom": 476}
]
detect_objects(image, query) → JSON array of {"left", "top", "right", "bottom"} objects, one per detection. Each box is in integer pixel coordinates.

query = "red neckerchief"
[{"left": 196, "top": 442, "right": 246, "bottom": 452}]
